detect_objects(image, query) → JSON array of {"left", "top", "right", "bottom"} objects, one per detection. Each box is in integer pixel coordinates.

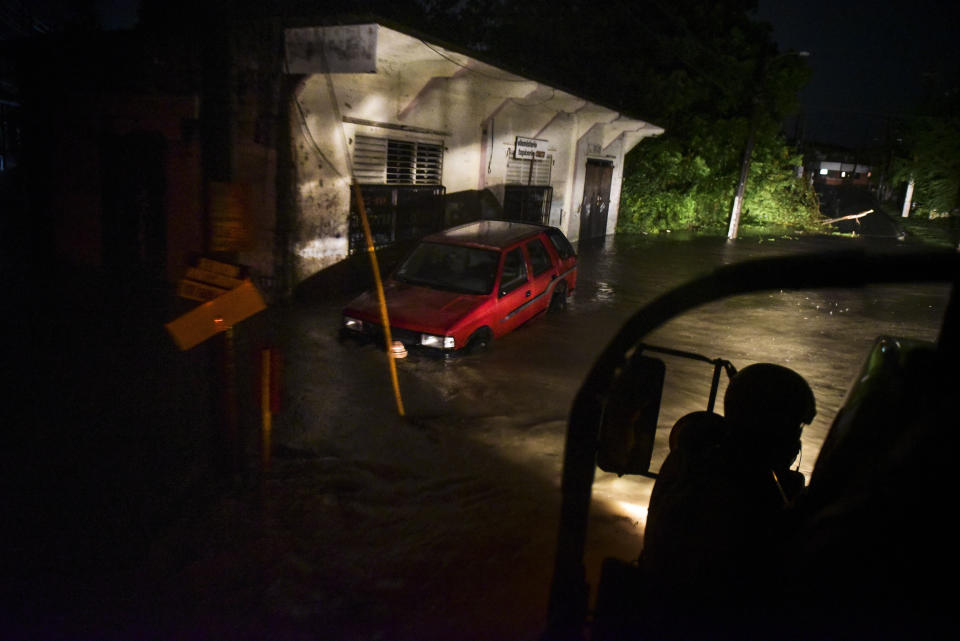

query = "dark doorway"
[
  {"left": 101, "top": 131, "right": 167, "bottom": 284},
  {"left": 579, "top": 159, "right": 613, "bottom": 240},
  {"left": 503, "top": 185, "right": 553, "bottom": 224}
]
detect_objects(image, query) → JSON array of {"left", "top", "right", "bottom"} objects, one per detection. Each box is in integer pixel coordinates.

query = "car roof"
[{"left": 422, "top": 219, "right": 549, "bottom": 251}]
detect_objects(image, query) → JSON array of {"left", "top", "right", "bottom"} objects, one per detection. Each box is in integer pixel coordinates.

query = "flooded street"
[{"left": 273, "top": 233, "right": 950, "bottom": 640}]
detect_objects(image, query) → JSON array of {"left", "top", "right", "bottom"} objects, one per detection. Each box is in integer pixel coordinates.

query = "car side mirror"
[{"left": 596, "top": 354, "right": 665, "bottom": 476}]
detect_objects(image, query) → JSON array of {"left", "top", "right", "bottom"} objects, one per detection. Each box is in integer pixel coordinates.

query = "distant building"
[
  {"left": 804, "top": 144, "right": 873, "bottom": 187},
  {"left": 812, "top": 160, "right": 872, "bottom": 186}
]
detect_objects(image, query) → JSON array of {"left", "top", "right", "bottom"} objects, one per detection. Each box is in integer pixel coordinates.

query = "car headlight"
[
  {"left": 343, "top": 316, "right": 364, "bottom": 332},
  {"left": 420, "top": 334, "right": 455, "bottom": 349}
]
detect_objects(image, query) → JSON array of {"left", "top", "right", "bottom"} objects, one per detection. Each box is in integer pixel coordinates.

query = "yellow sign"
[
  {"left": 166, "top": 280, "right": 267, "bottom": 350},
  {"left": 196, "top": 257, "right": 243, "bottom": 278},
  {"left": 185, "top": 266, "right": 243, "bottom": 290},
  {"left": 176, "top": 259, "right": 246, "bottom": 302},
  {"left": 177, "top": 279, "right": 228, "bottom": 302}
]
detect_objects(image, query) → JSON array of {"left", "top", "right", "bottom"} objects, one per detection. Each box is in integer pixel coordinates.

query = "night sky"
[
  {"left": 756, "top": 0, "right": 959, "bottom": 148},
  {"left": 18, "top": 0, "right": 957, "bottom": 150},
  {"left": 94, "top": 0, "right": 138, "bottom": 29}
]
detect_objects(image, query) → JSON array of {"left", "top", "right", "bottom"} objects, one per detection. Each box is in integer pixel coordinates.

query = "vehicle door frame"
[
  {"left": 494, "top": 242, "right": 538, "bottom": 335},
  {"left": 523, "top": 234, "right": 559, "bottom": 316}
]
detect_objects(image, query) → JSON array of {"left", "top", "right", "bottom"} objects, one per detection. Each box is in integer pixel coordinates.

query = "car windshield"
[{"left": 394, "top": 241, "right": 500, "bottom": 295}]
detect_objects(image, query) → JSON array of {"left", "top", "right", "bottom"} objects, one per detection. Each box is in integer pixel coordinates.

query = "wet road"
[
  {"left": 817, "top": 184, "right": 902, "bottom": 237},
  {"left": 275, "top": 233, "right": 950, "bottom": 640}
]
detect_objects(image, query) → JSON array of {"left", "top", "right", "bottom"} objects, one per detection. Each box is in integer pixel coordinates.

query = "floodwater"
[{"left": 274, "top": 233, "right": 950, "bottom": 640}]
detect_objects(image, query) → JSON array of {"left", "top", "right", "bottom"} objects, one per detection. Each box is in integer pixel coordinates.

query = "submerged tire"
[
  {"left": 464, "top": 327, "right": 493, "bottom": 354},
  {"left": 549, "top": 281, "right": 568, "bottom": 312}
]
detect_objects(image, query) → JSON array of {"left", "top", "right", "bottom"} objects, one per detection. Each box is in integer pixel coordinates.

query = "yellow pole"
[
  {"left": 352, "top": 183, "right": 405, "bottom": 416},
  {"left": 261, "top": 348, "right": 272, "bottom": 473},
  {"left": 224, "top": 325, "right": 239, "bottom": 473}
]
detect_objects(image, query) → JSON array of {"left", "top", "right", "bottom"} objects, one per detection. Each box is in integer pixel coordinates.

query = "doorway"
[
  {"left": 101, "top": 131, "right": 167, "bottom": 284},
  {"left": 579, "top": 159, "right": 613, "bottom": 241}
]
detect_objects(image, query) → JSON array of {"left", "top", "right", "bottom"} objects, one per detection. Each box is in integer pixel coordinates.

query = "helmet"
[
  {"left": 668, "top": 411, "right": 726, "bottom": 454},
  {"left": 725, "top": 363, "right": 816, "bottom": 428},
  {"left": 724, "top": 363, "right": 816, "bottom": 467}
]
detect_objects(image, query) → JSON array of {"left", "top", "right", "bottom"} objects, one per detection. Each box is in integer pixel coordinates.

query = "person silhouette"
[
  {"left": 722, "top": 363, "right": 816, "bottom": 503},
  {"left": 637, "top": 363, "right": 816, "bottom": 639}
]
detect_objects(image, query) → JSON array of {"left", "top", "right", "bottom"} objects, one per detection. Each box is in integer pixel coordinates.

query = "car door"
[
  {"left": 495, "top": 246, "right": 534, "bottom": 335},
  {"left": 524, "top": 236, "right": 557, "bottom": 314},
  {"left": 545, "top": 228, "right": 578, "bottom": 290}
]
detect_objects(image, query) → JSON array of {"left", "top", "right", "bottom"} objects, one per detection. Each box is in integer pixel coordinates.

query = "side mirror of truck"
[{"left": 596, "top": 354, "right": 665, "bottom": 477}]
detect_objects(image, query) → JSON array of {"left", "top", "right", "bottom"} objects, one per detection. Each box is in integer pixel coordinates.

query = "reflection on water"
[
  {"left": 391, "top": 234, "right": 952, "bottom": 475},
  {"left": 591, "top": 280, "right": 615, "bottom": 304},
  {"left": 429, "top": 234, "right": 949, "bottom": 501}
]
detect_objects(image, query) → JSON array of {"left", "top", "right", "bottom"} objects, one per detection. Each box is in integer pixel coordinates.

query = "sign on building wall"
[
  {"left": 514, "top": 137, "right": 548, "bottom": 160},
  {"left": 284, "top": 25, "right": 379, "bottom": 74}
]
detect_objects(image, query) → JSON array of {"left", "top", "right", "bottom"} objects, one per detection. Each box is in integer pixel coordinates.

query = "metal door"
[{"left": 578, "top": 159, "right": 613, "bottom": 240}]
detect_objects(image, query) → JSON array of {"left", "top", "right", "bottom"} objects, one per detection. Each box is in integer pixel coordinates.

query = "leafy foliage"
[
  {"left": 741, "top": 139, "right": 820, "bottom": 231},
  {"left": 618, "top": 115, "right": 819, "bottom": 234},
  {"left": 891, "top": 112, "right": 960, "bottom": 217}
]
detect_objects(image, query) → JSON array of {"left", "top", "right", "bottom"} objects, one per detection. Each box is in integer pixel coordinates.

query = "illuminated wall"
[{"left": 285, "top": 24, "right": 663, "bottom": 285}]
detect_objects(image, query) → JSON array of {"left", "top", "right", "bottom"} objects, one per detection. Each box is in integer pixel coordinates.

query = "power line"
[{"left": 418, "top": 39, "right": 532, "bottom": 83}]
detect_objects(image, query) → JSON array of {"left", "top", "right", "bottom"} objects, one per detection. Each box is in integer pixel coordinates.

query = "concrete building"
[
  {"left": 284, "top": 23, "right": 662, "bottom": 285},
  {"left": 11, "top": 18, "right": 662, "bottom": 298}
]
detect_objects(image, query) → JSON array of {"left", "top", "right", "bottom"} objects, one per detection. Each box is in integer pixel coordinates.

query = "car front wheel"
[{"left": 464, "top": 327, "right": 493, "bottom": 354}]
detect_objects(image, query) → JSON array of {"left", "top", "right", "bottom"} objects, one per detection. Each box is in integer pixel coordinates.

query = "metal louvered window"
[
  {"left": 506, "top": 153, "right": 552, "bottom": 185},
  {"left": 354, "top": 134, "right": 443, "bottom": 185}
]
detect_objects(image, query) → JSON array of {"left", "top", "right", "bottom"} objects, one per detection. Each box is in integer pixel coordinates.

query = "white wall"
[{"left": 285, "top": 24, "right": 662, "bottom": 285}]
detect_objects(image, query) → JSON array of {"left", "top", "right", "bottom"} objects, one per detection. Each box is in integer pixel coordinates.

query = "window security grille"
[
  {"left": 506, "top": 153, "right": 552, "bottom": 185},
  {"left": 503, "top": 185, "right": 553, "bottom": 224},
  {"left": 348, "top": 185, "right": 447, "bottom": 255},
  {"left": 353, "top": 134, "right": 443, "bottom": 185}
]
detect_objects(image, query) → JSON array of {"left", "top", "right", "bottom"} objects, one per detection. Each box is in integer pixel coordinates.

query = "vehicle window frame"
[
  {"left": 546, "top": 228, "right": 576, "bottom": 260},
  {"left": 526, "top": 237, "right": 554, "bottom": 277},
  {"left": 498, "top": 247, "right": 529, "bottom": 297},
  {"left": 394, "top": 241, "right": 499, "bottom": 295}
]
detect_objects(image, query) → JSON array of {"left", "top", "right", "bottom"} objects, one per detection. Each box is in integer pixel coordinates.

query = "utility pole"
[
  {"left": 727, "top": 51, "right": 809, "bottom": 241},
  {"left": 901, "top": 177, "right": 915, "bottom": 218},
  {"left": 727, "top": 101, "right": 760, "bottom": 241}
]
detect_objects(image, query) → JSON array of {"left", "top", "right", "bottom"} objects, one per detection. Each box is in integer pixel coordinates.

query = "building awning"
[{"left": 283, "top": 23, "right": 663, "bottom": 155}]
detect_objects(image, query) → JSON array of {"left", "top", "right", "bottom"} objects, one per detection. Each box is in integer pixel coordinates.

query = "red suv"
[{"left": 341, "top": 220, "right": 578, "bottom": 355}]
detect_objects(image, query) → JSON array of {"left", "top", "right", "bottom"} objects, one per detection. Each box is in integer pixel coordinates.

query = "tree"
[
  {"left": 418, "top": 0, "right": 771, "bottom": 125},
  {"left": 618, "top": 113, "right": 819, "bottom": 235},
  {"left": 892, "top": 113, "right": 960, "bottom": 218},
  {"left": 614, "top": 7, "right": 818, "bottom": 235}
]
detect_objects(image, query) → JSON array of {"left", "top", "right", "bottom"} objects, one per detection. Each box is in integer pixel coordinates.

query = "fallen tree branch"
[{"left": 821, "top": 209, "right": 874, "bottom": 225}]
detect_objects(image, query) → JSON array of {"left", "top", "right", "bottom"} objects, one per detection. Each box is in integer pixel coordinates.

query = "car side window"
[
  {"left": 546, "top": 228, "right": 575, "bottom": 260},
  {"left": 499, "top": 248, "right": 528, "bottom": 297},
  {"left": 526, "top": 238, "right": 554, "bottom": 277}
]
